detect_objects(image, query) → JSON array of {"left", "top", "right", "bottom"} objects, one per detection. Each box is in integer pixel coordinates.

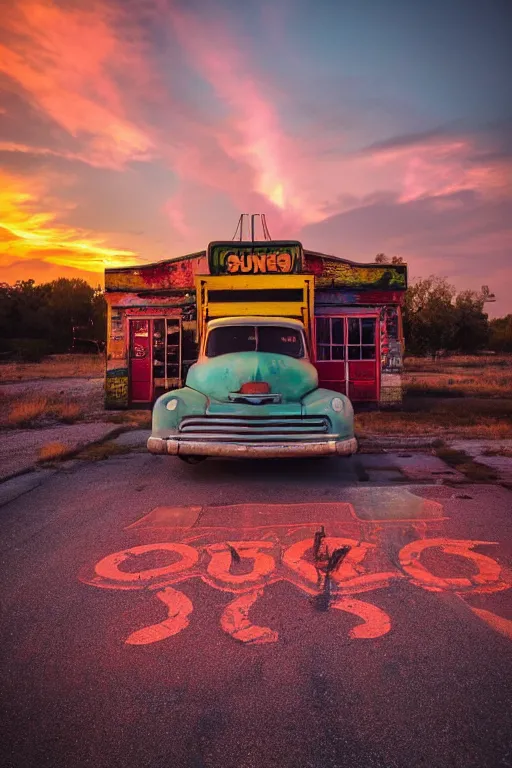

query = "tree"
[
  {"left": 489, "top": 315, "right": 512, "bottom": 352},
  {"left": 451, "top": 290, "right": 489, "bottom": 353},
  {"left": 46, "top": 278, "right": 96, "bottom": 351},
  {"left": 0, "top": 277, "right": 106, "bottom": 358},
  {"left": 403, "top": 276, "right": 457, "bottom": 357},
  {"left": 374, "top": 253, "right": 405, "bottom": 264},
  {"left": 403, "top": 277, "right": 492, "bottom": 357}
]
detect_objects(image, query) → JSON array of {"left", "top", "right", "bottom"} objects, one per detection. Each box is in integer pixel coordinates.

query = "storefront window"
[
  {"left": 316, "top": 317, "right": 345, "bottom": 361},
  {"left": 152, "top": 319, "right": 166, "bottom": 379},
  {"left": 347, "top": 318, "right": 376, "bottom": 360}
]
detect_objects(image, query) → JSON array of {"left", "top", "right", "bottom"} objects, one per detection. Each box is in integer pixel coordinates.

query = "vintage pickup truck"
[{"left": 147, "top": 315, "right": 357, "bottom": 462}]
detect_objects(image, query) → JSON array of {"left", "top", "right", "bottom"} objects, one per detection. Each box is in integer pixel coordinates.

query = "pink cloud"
[
  {"left": 164, "top": 194, "right": 191, "bottom": 241},
  {"left": 166, "top": 4, "right": 326, "bottom": 229},
  {"left": 366, "top": 137, "right": 512, "bottom": 203}
]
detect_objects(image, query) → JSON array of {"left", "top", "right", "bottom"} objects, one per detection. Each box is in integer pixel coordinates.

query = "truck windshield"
[{"left": 206, "top": 325, "right": 305, "bottom": 359}]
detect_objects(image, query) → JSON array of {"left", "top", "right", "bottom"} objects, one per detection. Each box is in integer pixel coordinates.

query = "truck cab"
[{"left": 147, "top": 315, "right": 357, "bottom": 461}]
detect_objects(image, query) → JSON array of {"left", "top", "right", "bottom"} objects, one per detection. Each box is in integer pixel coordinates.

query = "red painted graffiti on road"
[{"left": 80, "top": 529, "right": 512, "bottom": 647}]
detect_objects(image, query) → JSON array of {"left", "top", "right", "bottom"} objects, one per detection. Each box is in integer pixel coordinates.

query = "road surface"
[{"left": 1, "top": 451, "right": 512, "bottom": 768}]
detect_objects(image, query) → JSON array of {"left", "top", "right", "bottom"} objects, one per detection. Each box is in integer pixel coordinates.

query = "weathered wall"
[
  {"left": 305, "top": 253, "right": 407, "bottom": 291},
  {"left": 104, "top": 247, "right": 407, "bottom": 408},
  {"left": 104, "top": 293, "right": 194, "bottom": 409},
  {"left": 105, "top": 253, "right": 207, "bottom": 292},
  {"left": 105, "top": 303, "right": 128, "bottom": 409}
]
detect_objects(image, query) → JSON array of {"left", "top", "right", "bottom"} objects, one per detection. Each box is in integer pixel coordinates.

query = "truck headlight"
[
  {"left": 331, "top": 397, "right": 344, "bottom": 413},
  {"left": 166, "top": 398, "right": 179, "bottom": 411}
]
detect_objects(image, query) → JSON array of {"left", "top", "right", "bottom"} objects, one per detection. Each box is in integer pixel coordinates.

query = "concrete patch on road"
[
  {"left": 342, "top": 488, "right": 446, "bottom": 521},
  {"left": 382, "top": 452, "right": 466, "bottom": 483},
  {"left": 450, "top": 440, "right": 512, "bottom": 485},
  {"left": 128, "top": 505, "right": 203, "bottom": 529},
  {"left": 126, "top": 492, "right": 445, "bottom": 532}
]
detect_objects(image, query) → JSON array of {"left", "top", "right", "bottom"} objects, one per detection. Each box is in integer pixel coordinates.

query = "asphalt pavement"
[{"left": 1, "top": 451, "right": 512, "bottom": 768}]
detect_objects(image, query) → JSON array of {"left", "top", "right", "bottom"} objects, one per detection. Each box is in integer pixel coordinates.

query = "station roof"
[{"left": 104, "top": 243, "right": 407, "bottom": 295}]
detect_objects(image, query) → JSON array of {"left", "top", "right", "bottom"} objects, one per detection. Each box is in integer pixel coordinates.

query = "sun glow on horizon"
[{"left": 0, "top": 171, "right": 138, "bottom": 275}]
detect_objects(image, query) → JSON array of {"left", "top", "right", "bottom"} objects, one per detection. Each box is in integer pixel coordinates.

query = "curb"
[
  {"left": 358, "top": 436, "right": 438, "bottom": 451},
  {"left": 0, "top": 425, "right": 130, "bottom": 486}
]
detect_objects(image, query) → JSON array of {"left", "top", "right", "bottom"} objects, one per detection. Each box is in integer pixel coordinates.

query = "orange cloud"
[
  {"left": 0, "top": 0, "right": 154, "bottom": 169},
  {"left": 0, "top": 170, "right": 137, "bottom": 275}
]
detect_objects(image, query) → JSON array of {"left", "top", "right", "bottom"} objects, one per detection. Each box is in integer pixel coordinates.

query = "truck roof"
[{"left": 207, "top": 316, "right": 305, "bottom": 330}]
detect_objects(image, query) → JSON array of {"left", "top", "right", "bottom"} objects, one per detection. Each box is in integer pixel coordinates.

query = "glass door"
[
  {"left": 166, "top": 319, "right": 182, "bottom": 388},
  {"left": 315, "top": 315, "right": 379, "bottom": 401},
  {"left": 346, "top": 317, "right": 378, "bottom": 400},
  {"left": 129, "top": 317, "right": 184, "bottom": 404},
  {"left": 315, "top": 316, "right": 347, "bottom": 394}
]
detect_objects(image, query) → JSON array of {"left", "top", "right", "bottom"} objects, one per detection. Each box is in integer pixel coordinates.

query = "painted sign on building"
[{"left": 208, "top": 241, "right": 303, "bottom": 276}]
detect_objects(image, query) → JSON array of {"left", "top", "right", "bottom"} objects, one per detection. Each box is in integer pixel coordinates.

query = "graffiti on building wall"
[
  {"left": 306, "top": 256, "right": 407, "bottom": 291},
  {"left": 380, "top": 306, "right": 402, "bottom": 373},
  {"left": 105, "top": 255, "right": 208, "bottom": 292},
  {"left": 110, "top": 310, "right": 123, "bottom": 340},
  {"left": 315, "top": 289, "right": 405, "bottom": 306},
  {"left": 105, "top": 369, "right": 129, "bottom": 407}
]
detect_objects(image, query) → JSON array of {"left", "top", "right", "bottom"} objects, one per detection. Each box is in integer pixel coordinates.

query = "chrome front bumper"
[{"left": 147, "top": 436, "right": 358, "bottom": 458}]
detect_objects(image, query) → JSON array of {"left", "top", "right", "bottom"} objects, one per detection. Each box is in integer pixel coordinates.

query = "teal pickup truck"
[{"left": 147, "top": 316, "right": 357, "bottom": 462}]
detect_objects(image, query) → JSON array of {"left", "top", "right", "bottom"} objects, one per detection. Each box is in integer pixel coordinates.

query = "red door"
[
  {"left": 315, "top": 315, "right": 379, "bottom": 402},
  {"left": 129, "top": 319, "right": 152, "bottom": 403}
]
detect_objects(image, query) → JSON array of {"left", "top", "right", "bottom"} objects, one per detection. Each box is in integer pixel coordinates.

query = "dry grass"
[
  {"left": 359, "top": 354, "right": 512, "bottom": 440},
  {"left": 3, "top": 397, "right": 84, "bottom": 428},
  {"left": 404, "top": 354, "right": 511, "bottom": 372},
  {"left": 0, "top": 354, "right": 103, "bottom": 383},
  {"left": 355, "top": 397, "right": 512, "bottom": 439},
  {"left": 105, "top": 410, "right": 152, "bottom": 428},
  {"left": 38, "top": 442, "right": 72, "bottom": 463},
  {"left": 403, "top": 354, "right": 512, "bottom": 398},
  {"left": 76, "top": 441, "right": 132, "bottom": 461}
]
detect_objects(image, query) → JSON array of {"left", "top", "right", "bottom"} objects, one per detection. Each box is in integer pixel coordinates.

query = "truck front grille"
[{"left": 178, "top": 415, "right": 332, "bottom": 442}]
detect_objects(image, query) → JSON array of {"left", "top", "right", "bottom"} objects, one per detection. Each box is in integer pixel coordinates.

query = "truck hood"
[{"left": 185, "top": 351, "right": 318, "bottom": 404}]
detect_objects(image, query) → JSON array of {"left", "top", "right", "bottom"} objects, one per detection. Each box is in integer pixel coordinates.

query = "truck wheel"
[{"left": 177, "top": 455, "right": 207, "bottom": 464}]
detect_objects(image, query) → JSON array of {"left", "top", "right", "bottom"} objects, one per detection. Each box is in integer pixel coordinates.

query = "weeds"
[
  {"left": 4, "top": 397, "right": 84, "bottom": 428},
  {"left": 76, "top": 441, "right": 132, "bottom": 461},
  {"left": 356, "top": 393, "right": 512, "bottom": 440},
  {"left": 403, "top": 355, "right": 512, "bottom": 398},
  {"left": 105, "top": 410, "right": 152, "bottom": 428},
  {"left": 38, "top": 442, "right": 72, "bottom": 463}
]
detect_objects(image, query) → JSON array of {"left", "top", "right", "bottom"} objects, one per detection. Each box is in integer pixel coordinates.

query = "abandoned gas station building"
[{"left": 104, "top": 241, "right": 407, "bottom": 409}]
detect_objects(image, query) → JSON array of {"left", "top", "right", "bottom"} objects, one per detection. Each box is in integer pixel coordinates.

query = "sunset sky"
[{"left": 0, "top": 0, "right": 511, "bottom": 315}]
